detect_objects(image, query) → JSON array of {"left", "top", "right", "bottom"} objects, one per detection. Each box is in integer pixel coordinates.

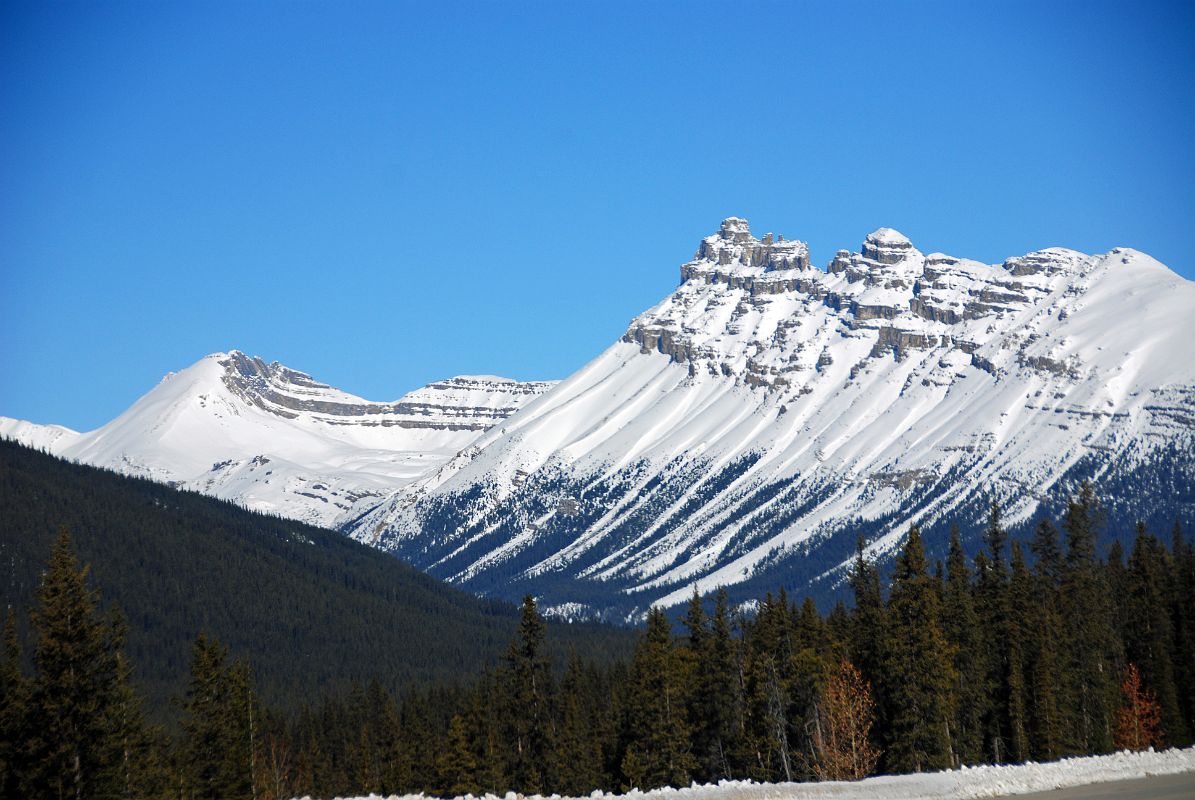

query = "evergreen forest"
[
  {"left": 0, "top": 438, "right": 633, "bottom": 716},
  {"left": 1, "top": 449, "right": 1192, "bottom": 799}
]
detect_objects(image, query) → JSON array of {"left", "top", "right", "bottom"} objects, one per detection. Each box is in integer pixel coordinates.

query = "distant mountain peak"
[{"left": 2, "top": 351, "right": 557, "bottom": 528}]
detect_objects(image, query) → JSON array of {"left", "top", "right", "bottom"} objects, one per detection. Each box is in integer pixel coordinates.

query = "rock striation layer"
[
  {"left": 1, "top": 353, "right": 554, "bottom": 528},
  {"left": 354, "top": 218, "right": 1195, "bottom": 620}
]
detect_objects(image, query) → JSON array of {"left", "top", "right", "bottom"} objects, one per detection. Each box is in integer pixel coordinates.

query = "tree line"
[{"left": 2, "top": 484, "right": 1193, "bottom": 799}]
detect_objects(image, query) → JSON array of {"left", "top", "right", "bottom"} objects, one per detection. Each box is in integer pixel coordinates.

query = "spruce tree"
[
  {"left": 1125, "top": 528, "right": 1187, "bottom": 744},
  {"left": 501, "top": 596, "right": 554, "bottom": 793},
  {"left": 24, "top": 529, "right": 123, "bottom": 800},
  {"left": 435, "top": 714, "right": 478, "bottom": 796},
  {"left": 942, "top": 524, "right": 983, "bottom": 765},
  {"left": 180, "top": 633, "right": 256, "bottom": 800},
  {"left": 0, "top": 608, "right": 29, "bottom": 797},
  {"left": 742, "top": 594, "right": 795, "bottom": 781},
  {"left": 1059, "top": 483, "right": 1118, "bottom": 754},
  {"left": 847, "top": 539, "right": 889, "bottom": 739},
  {"left": 554, "top": 651, "right": 602, "bottom": 795},
  {"left": 1004, "top": 544, "right": 1031, "bottom": 762},
  {"left": 704, "top": 589, "right": 744, "bottom": 781},
  {"left": 103, "top": 609, "right": 166, "bottom": 799},
  {"left": 1170, "top": 519, "right": 1195, "bottom": 743},
  {"left": 622, "top": 607, "right": 695, "bottom": 789},
  {"left": 883, "top": 526, "right": 956, "bottom": 773},
  {"left": 974, "top": 501, "right": 1012, "bottom": 763},
  {"left": 1027, "top": 517, "right": 1066, "bottom": 760}
]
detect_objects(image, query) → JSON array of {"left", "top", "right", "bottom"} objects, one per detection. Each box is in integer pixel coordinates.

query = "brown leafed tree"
[
  {"left": 1114, "top": 663, "right": 1164, "bottom": 751},
  {"left": 813, "top": 658, "right": 881, "bottom": 781}
]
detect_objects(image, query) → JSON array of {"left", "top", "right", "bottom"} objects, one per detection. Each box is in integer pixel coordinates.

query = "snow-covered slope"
[
  {"left": 5, "top": 219, "right": 1192, "bottom": 618},
  {"left": 1, "top": 352, "right": 555, "bottom": 528},
  {"left": 358, "top": 218, "right": 1195, "bottom": 618}
]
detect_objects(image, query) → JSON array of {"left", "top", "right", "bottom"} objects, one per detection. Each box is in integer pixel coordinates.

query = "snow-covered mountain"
[
  {"left": 5, "top": 218, "right": 1193, "bottom": 619},
  {"left": 0, "top": 351, "right": 555, "bottom": 527},
  {"left": 355, "top": 218, "right": 1195, "bottom": 619}
]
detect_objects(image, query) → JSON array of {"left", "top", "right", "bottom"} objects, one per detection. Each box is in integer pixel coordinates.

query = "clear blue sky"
[{"left": 2, "top": 0, "right": 1193, "bottom": 431}]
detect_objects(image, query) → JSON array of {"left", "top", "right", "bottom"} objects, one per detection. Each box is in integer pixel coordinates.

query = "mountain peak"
[
  {"left": 690, "top": 218, "right": 810, "bottom": 275},
  {"left": 862, "top": 227, "right": 916, "bottom": 264},
  {"left": 718, "top": 216, "right": 752, "bottom": 241}
]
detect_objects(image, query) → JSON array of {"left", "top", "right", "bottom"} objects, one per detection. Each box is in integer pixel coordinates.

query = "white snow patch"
[{"left": 301, "top": 746, "right": 1195, "bottom": 800}]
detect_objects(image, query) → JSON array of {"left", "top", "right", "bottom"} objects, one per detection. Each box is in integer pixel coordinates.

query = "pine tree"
[
  {"left": 681, "top": 589, "right": 718, "bottom": 783},
  {"left": 23, "top": 528, "right": 124, "bottom": 800},
  {"left": 1027, "top": 518, "right": 1066, "bottom": 760},
  {"left": 103, "top": 609, "right": 167, "bottom": 799},
  {"left": 180, "top": 633, "right": 256, "bottom": 800},
  {"left": 883, "top": 526, "right": 956, "bottom": 773},
  {"left": 974, "top": 500, "right": 1012, "bottom": 763},
  {"left": 554, "top": 651, "right": 602, "bottom": 795},
  {"left": 501, "top": 596, "right": 554, "bottom": 793},
  {"left": 1031, "top": 518, "right": 1065, "bottom": 588},
  {"left": 703, "top": 589, "right": 743, "bottom": 781},
  {"left": 1105, "top": 539, "right": 1131, "bottom": 644},
  {"left": 0, "top": 608, "right": 29, "bottom": 797},
  {"left": 622, "top": 607, "right": 695, "bottom": 789},
  {"left": 1004, "top": 544, "right": 1031, "bottom": 763},
  {"left": 435, "top": 714, "right": 478, "bottom": 796},
  {"left": 1125, "top": 526, "right": 1187, "bottom": 745},
  {"left": 847, "top": 539, "right": 888, "bottom": 739},
  {"left": 1170, "top": 518, "right": 1195, "bottom": 744},
  {"left": 941, "top": 524, "right": 983, "bottom": 765},
  {"left": 1059, "top": 483, "right": 1119, "bottom": 754},
  {"left": 742, "top": 594, "right": 795, "bottom": 782}
]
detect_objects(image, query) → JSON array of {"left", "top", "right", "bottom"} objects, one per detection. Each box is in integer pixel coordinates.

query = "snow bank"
[{"left": 307, "top": 746, "right": 1195, "bottom": 800}]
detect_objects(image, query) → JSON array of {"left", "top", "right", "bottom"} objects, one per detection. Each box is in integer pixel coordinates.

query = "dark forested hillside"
[{"left": 0, "top": 439, "right": 632, "bottom": 716}]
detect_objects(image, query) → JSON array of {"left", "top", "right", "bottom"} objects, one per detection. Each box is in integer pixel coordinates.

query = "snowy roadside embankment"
[{"left": 306, "top": 746, "right": 1195, "bottom": 800}]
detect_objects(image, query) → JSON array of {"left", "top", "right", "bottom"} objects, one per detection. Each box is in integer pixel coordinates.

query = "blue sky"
[{"left": 2, "top": 0, "right": 1193, "bottom": 431}]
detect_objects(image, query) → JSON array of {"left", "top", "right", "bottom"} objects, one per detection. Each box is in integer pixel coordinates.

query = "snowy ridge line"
[
  {"left": 360, "top": 217, "right": 1195, "bottom": 616},
  {"left": 303, "top": 746, "right": 1195, "bottom": 800}
]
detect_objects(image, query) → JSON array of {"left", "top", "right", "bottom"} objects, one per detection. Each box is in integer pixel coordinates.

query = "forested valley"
[{"left": 2, "top": 473, "right": 1192, "bottom": 800}]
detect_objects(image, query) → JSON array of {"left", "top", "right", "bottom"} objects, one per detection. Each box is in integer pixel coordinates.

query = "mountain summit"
[
  {"left": 4, "top": 219, "right": 1192, "bottom": 618},
  {"left": 1, "top": 352, "right": 555, "bottom": 527},
  {"left": 353, "top": 218, "right": 1195, "bottom": 618}
]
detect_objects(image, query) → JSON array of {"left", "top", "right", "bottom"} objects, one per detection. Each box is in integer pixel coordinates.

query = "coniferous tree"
[
  {"left": 790, "top": 596, "right": 834, "bottom": 779},
  {"left": 1059, "top": 483, "right": 1119, "bottom": 754},
  {"left": 501, "top": 596, "right": 554, "bottom": 793},
  {"left": 104, "top": 610, "right": 167, "bottom": 799},
  {"left": 1105, "top": 539, "right": 1131, "bottom": 645},
  {"left": 180, "top": 633, "right": 257, "bottom": 800},
  {"left": 1170, "top": 519, "right": 1195, "bottom": 743},
  {"left": 554, "top": 651, "right": 602, "bottom": 795},
  {"left": 1124, "top": 526, "right": 1187, "bottom": 745},
  {"left": 742, "top": 593, "right": 795, "bottom": 781},
  {"left": 847, "top": 539, "right": 889, "bottom": 739},
  {"left": 883, "top": 526, "right": 956, "bottom": 773},
  {"left": 1027, "top": 518, "right": 1066, "bottom": 760},
  {"left": 24, "top": 529, "right": 126, "bottom": 800},
  {"left": 942, "top": 525, "right": 983, "bottom": 765},
  {"left": 621, "top": 607, "right": 695, "bottom": 789},
  {"left": 1004, "top": 544, "right": 1031, "bottom": 763},
  {"left": 434, "top": 714, "right": 478, "bottom": 796},
  {"left": 703, "top": 589, "right": 744, "bottom": 781},
  {"left": 974, "top": 500, "right": 1012, "bottom": 763},
  {"left": 0, "top": 609, "right": 29, "bottom": 797},
  {"left": 464, "top": 670, "right": 505, "bottom": 794}
]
